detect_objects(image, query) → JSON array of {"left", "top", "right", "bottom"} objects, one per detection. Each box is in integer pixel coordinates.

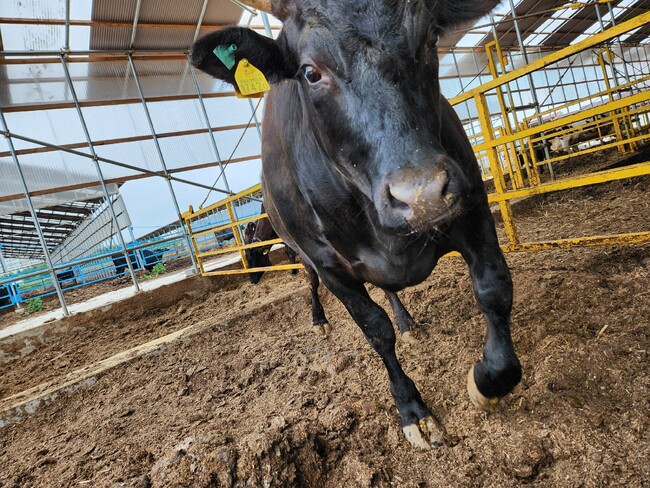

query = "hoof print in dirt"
[
  {"left": 467, "top": 365, "right": 502, "bottom": 412},
  {"left": 402, "top": 416, "right": 444, "bottom": 450}
]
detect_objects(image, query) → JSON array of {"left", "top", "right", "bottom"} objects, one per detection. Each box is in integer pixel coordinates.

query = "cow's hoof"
[
  {"left": 467, "top": 365, "right": 501, "bottom": 412},
  {"left": 402, "top": 416, "right": 444, "bottom": 450},
  {"left": 314, "top": 323, "right": 331, "bottom": 337},
  {"left": 401, "top": 330, "right": 416, "bottom": 344}
]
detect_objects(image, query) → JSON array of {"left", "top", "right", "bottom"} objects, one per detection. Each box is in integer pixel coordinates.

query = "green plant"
[
  {"left": 25, "top": 297, "right": 44, "bottom": 315},
  {"left": 141, "top": 263, "right": 167, "bottom": 281},
  {"left": 151, "top": 263, "right": 166, "bottom": 276}
]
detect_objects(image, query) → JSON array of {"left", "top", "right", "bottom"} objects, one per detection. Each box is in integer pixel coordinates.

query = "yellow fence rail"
[
  {"left": 449, "top": 9, "right": 650, "bottom": 252},
  {"left": 182, "top": 184, "right": 304, "bottom": 277}
]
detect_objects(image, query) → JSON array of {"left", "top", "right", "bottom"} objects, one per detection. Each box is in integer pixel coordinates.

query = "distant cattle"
[
  {"left": 55, "top": 269, "right": 76, "bottom": 289},
  {"left": 243, "top": 205, "right": 299, "bottom": 284},
  {"left": 192, "top": 0, "right": 521, "bottom": 449},
  {"left": 0, "top": 284, "right": 13, "bottom": 308},
  {"left": 214, "top": 228, "right": 235, "bottom": 246},
  {"left": 244, "top": 205, "right": 328, "bottom": 331},
  {"left": 113, "top": 248, "right": 168, "bottom": 275},
  {"left": 550, "top": 115, "right": 615, "bottom": 154},
  {"left": 516, "top": 142, "right": 547, "bottom": 174},
  {"left": 244, "top": 205, "right": 416, "bottom": 337}
]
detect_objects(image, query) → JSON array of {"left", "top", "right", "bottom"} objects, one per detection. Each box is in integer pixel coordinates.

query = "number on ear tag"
[{"left": 234, "top": 59, "right": 270, "bottom": 96}]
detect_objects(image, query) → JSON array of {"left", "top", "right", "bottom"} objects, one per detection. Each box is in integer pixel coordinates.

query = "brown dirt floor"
[
  {"left": 0, "top": 256, "right": 197, "bottom": 332},
  {"left": 0, "top": 158, "right": 649, "bottom": 486}
]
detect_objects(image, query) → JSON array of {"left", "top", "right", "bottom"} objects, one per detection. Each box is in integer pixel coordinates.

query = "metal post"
[
  {"left": 64, "top": 0, "right": 71, "bottom": 52},
  {"left": 193, "top": 0, "right": 209, "bottom": 43},
  {"left": 595, "top": 3, "right": 619, "bottom": 86},
  {"left": 248, "top": 99, "right": 263, "bottom": 141},
  {"left": 129, "top": 0, "right": 143, "bottom": 48},
  {"left": 606, "top": 1, "right": 631, "bottom": 84},
  {"left": 128, "top": 54, "right": 200, "bottom": 274},
  {"left": 60, "top": 55, "right": 141, "bottom": 291},
  {"left": 508, "top": 0, "right": 553, "bottom": 179},
  {"left": 0, "top": 245, "right": 7, "bottom": 275},
  {"left": 451, "top": 49, "right": 477, "bottom": 136},
  {"left": 489, "top": 15, "right": 519, "bottom": 128},
  {"left": 579, "top": 54, "right": 594, "bottom": 98},
  {"left": 0, "top": 108, "right": 70, "bottom": 316},
  {"left": 567, "top": 58, "right": 581, "bottom": 102},
  {"left": 260, "top": 12, "right": 273, "bottom": 38},
  {"left": 188, "top": 60, "right": 233, "bottom": 194}
]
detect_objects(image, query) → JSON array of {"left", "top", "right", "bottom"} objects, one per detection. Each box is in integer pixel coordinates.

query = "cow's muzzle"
[{"left": 376, "top": 162, "right": 459, "bottom": 231}]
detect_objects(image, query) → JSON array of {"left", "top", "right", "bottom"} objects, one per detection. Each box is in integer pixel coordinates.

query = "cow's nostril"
[
  {"left": 386, "top": 170, "right": 449, "bottom": 211},
  {"left": 381, "top": 168, "right": 456, "bottom": 228},
  {"left": 386, "top": 184, "right": 411, "bottom": 211}
]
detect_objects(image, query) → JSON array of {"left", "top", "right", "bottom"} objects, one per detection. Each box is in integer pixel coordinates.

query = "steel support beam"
[
  {"left": 451, "top": 49, "right": 476, "bottom": 136},
  {"left": 128, "top": 54, "right": 200, "bottom": 273},
  {"left": 0, "top": 108, "right": 69, "bottom": 316},
  {"left": 129, "top": 0, "right": 143, "bottom": 49},
  {"left": 64, "top": 0, "right": 71, "bottom": 52},
  {"left": 60, "top": 55, "right": 141, "bottom": 292},
  {"left": 188, "top": 60, "right": 233, "bottom": 195},
  {"left": 2, "top": 131, "right": 237, "bottom": 196},
  {"left": 0, "top": 246, "right": 7, "bottom": 275}
]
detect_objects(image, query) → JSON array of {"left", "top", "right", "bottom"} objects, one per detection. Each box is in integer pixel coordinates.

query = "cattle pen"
[{"left": 1, "top": 1, "right": 649, "bottom": 487}]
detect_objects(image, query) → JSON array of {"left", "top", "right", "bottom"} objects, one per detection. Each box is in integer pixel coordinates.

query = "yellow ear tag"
[{"left": 234, "top": 59, "right": 270, "bottom": 97}]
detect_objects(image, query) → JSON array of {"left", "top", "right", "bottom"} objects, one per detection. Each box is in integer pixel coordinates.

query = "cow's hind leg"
[
  {"left": 457, "top": 210, "right": 522, "bottom": 411},
  {"left": 306, "top": 264, "right": 329, "bottom": 336},
  {"left": 321, "top": 271, "right": 443, "bottom": 449},
  {"left": 384, "top": 290, "right": 416, "bottom": 339}
]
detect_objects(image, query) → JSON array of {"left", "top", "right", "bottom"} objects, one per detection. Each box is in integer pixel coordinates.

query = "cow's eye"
[{"left": 303, "top": 65, "right": 322, "bottom": 84}]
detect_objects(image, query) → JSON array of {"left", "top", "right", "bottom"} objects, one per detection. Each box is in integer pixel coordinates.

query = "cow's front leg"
[
  {"left": 457, "top": 211, "right": 522, "bottom": 411},
  {"left": 321, "top": 271, "right": 443, "bottom": 449}
]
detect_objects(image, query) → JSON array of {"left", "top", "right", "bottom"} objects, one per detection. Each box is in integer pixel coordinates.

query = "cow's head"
[
  {"left": 191, "top": 0, "right": 499, "bottom": 232},
  {"left": 245, "top": 246, "right": 273, "bottom": 284},
  {"left": 243, "top": 220, "right": 272, "bottom": 284}
]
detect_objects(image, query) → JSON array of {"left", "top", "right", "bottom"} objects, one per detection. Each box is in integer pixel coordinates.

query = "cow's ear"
[
  {"left": 190, "top": 27, "right": 291, "bottom": 86},
  {"left": 435, "top": 0, "right": 500, "bottom": 31}
]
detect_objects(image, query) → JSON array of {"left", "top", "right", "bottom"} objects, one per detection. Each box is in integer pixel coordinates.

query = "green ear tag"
[{"left": 213, "top": 44, "right": 238, "bottom": 70}]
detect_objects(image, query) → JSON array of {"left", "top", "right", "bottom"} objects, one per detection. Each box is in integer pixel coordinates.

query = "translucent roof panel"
[
  {"left": 0, "top": 0, "right": 92, "bottom": 51},
  {"left": 0, "top": 62, "right": 72, "bottom": 108},
  {"left": 5, "top": 108, "right": 87, "bottom": 149},
  {"left": 80, "top": 104, "right": 154, "bottom": 141},
  {"left": 524, "top": 8, "right": 579, "bottom": 47},
  {"left": 0, "top": 151, "right": 103, "bottom": 199}
]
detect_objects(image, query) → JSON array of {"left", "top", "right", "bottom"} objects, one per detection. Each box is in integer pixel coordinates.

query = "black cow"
[
  {"left": 243, "top": 205, "right": 300, "bottom": 284},
  {"left": 0, "top": 284, "right": 13, "bottom": 308},
  {"left": 56, "top": 269, "right": 76, "bottom": 289},
  {"left": 144, "top": 248, "right": 169, "bottom": 271},
  {"left": 113, "top": 248, "right": 168, "bottom": 275},
  {"left": 191, "top": 0, "right": 521, "bottom": 449},
  {"left": 214, "top": 228, "right": 234, "bottom": 246}
]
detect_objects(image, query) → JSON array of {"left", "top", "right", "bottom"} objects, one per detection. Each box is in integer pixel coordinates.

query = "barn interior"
[{"left": 0, "top": 0, "right": 649, "bottom": 486}]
